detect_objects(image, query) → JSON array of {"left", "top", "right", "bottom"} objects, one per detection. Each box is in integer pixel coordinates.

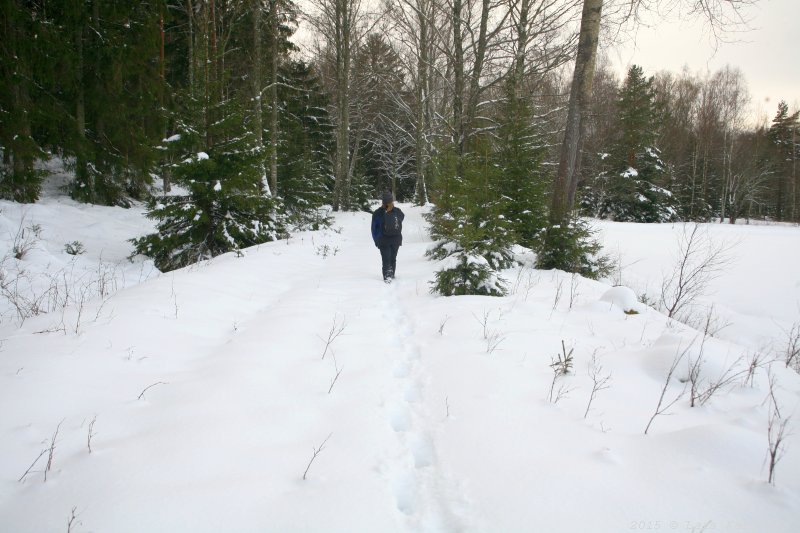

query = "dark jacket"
[{"left": 371, "top": 206, "right": 405, "bottom": 247}]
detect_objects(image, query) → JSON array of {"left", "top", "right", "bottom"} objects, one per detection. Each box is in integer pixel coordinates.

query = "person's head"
[{"left": 382, "top": 191, "right": 394, "bottom": 208}]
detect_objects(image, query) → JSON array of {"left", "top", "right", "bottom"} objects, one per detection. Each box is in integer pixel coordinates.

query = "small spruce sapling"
[{"left": 548, "top": 341, "right": 575, "bottom": 403}]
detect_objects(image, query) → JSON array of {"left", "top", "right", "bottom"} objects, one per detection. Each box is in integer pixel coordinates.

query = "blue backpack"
[{"left": 383, "top": 209, "right": 402, "bottom": 236}]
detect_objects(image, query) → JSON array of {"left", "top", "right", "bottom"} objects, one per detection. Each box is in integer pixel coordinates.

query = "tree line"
[{"left": 1, "top": 1, "right": 796, "bottom": 284}]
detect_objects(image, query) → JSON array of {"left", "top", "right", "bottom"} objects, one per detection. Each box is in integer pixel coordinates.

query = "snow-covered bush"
[
  {"left": 425, "top": 190, "right": 515, "bottom": 297},
  {"left": 132, "top": 151, "right": 286, "bottom": 272},
  {"left": 64, "top": 241, "right": 86, "bottom": 255},
  {"left": 429, "top": 246, "right": 506, "bottom": 297},
  {"left": 425, "top": 143, "right": 517, "bottom": 297},
  {"left": 535, "top": 218, "right": 611, "bottom": 280}
]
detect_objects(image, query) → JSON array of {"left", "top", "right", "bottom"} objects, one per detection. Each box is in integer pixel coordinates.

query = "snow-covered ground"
[{"left": 0, "top": 192, "right": 798, "bottom": 532}]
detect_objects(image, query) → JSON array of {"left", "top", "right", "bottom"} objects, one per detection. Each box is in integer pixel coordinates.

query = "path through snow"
[{"left": 1, "top": 204, "right": 799, "bottom": 533}]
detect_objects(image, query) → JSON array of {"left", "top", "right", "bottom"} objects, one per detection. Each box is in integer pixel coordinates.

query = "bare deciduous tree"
[
  {"left": 307, "top": 0, "right": 370, "bottom": 210},
  {"left": 659, "top": 224, "right": 731, "bottom": 322}
]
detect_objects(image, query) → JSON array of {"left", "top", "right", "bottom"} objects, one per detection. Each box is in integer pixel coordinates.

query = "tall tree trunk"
[
  {"left": 204, "top": 2, "right": 212, "bottom": 149},
  {"left": 160, "top": 6, "right": 171, "bottom": 193},
  {"left": 464, "top": 0, "right": 491, "bottom": 132},
  {"left": 413, "top": 0, "right": 430, "bottom": 205},
  {"left": 513, "top": 0, "right": 530, "bottom": 87},
  {"left": 332, "top": 0, "right": 352, "bottom": 211},
  {"left": 75, "top": 11, "right": 91, "bottom": 197},
  {"left": 550, "top": 0, "right": 602, "bottom": 224},
  {"left": 268, "top": 0, "right": 279, "bottom": 196},
  {"left": 187, "top": 0, "right": 194, "bottom": 96},
  {"left": 251, "top": 0, "right": 269, "bottom": 195},
  {"left": 792, "top": 125, "right": 797, "bottom": 222},
  {"left": 451, "top": 0, "right": 465, "bottom": 171}
]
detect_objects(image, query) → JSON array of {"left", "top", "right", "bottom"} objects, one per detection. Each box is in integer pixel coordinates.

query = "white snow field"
[{"left": 1, "top": 197, "right": 799, "bottom": 533}]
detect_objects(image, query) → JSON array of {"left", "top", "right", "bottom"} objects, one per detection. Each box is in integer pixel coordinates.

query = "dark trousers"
[{"left": 379, "top": 241, "right": 400, "bottom": 280}]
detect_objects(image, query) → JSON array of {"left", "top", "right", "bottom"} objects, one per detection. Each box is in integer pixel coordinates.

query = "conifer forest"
[{"left": 1, "top": 1, "right": 797, "bottom": 287}]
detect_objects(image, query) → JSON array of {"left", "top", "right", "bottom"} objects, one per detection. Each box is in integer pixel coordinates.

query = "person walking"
[{"left": 371, "top": 192, "right": 405, "bottom": 282}]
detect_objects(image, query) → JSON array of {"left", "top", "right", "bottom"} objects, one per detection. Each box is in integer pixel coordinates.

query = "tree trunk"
[
  {"left": 333, "top": 0, "right": 352, "bottom": 211},
  {"left": 251, "top": 0, "right": 269, "bottom": 195},
  {"left": 75, "top": 12, "right": 91, "bottom": 196},
  {"left": 160, "top": 7, "right": 171, "bottom": 193},
  {"left": 550, "top": 0, "right": 603, "bottom": 225},
  {"left": 187, "top": 0, "right": 194, "bottom": 96},
  {"left": 413, "top": 0, "right": 430, "bottom": 206},
  {"left": 451, "top": 0, "right": 465, "bottom": 170},
  {"left": 792, "top": 125, "right": 797, "bottom": 222},
  {"left": 268, "top": 0, "right": 279, "bottom": 196}
]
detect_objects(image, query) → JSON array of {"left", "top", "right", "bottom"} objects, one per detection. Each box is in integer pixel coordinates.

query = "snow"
[
  {"left": 197, "top": 152, "right": 209, "bottom": 161},
  {"left": 214, "top": 180, "right": 222, "bottom": 192},
  {"left": 623, "top": 167, "right": 639, "bottom": 178},
  {"left": 0, "top": 193, "right": 798, "bottom": 532},
  {"left": 600, "top": 285, "right": 647, "bottom": 314}
]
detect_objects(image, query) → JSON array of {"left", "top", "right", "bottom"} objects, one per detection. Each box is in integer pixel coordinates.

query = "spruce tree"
[
  {"left": 133, "top": 96, "right": 286, "bottom": 272},
  {"left": 768, "top": 101, "right": 800, "bottom": 221},
  {"left": 494, "top": 79, "right": 549, "bottom": 249},
  {"left": 277, "top": 60, "right": 335, "bottom": 227},
  {"left": 426, "top": 143, "right": 516, "bottom": 297},
  {"left": 0, "top": 1, "right": 49, "bottom": 201},
  {"left": 595, "top": 65, "right": 677, "bottom": 222}
]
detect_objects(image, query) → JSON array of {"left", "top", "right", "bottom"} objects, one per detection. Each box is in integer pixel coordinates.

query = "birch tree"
[{"left": 307, "top": 0, "right": 368, "bottom": 211}]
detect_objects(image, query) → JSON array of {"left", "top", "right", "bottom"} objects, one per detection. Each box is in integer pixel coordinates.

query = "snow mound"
[{"left": 599, "top": 285, "right": 647, "bottom": 314}]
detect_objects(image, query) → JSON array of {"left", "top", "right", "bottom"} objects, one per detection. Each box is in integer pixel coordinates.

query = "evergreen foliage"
[
  {"left": 768, "top": 101, "right": 800, "bottom": 220},
  {"left": 586, "top": 65, "right": 677, "bottom": 222},
  {"left": 494, "top": 80, "right": 550, "bottom": 247},
  {"left": 276, "top": 60, "right": 335, "bottom": 227},
  {"left": 535, "top": 218, "right": 611, "bottom": 280},
  {"left": 132, "top": 129, "right": 286, "bottom": 273},
  {"left": 426, "top": 146, "right": 515, "bottom": 297}
]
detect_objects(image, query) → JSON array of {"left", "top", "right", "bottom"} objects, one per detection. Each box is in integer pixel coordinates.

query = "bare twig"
[
  {"left": 745, "top": 350, "right": 769, "bottom": 387},
  {"left": 783, "top": 322, "right": 800, "bottom": 372},
  {"left": 645, "top": 345, "right": 689, "bottom": 435},
  {"left": 303, "top": 433, "right": 333, "bottom": 481},
  {"left": 137, "top": 381, "right": 168, "bottom": 400},
  {"left": 327, "top": 355, "right": 344, "bottom": 394},
  {"left": 551, "top": 277, "right": 564, "bottom": 314},
  {"left": 472, "top": 309, "right": 491, "bottom": 339},
  {"left": 45, "top": 419, "right": 65, "bottom": 481},
  {"left": 87, "top": 416, "right": 97, "bottom": 454},
  {"left": 319, "top": 315, "right": 347, "bottom": 360},
  {"left": 170, "top": 276, "right": 178, "bottom": 319},
  {"left": 438, "top": 315, "right": 450, "bottom": 335},
  {"left": 584, "top": 353, "right": 612, "bottom": 419},
  {"left": 18, "top": 449, "right": 47, "bottom": 482},
  {"left": 67, "top": 506, "right": 81, "bottom": 533},
  {"left": 766, "top": 374, "right": 790, "bottom": 485},
  {"left": 486, "top": 331, "right": 505, "bottom": 355},
  {"left": 569, "top": 273, "right": 580, "bottom": 310}
]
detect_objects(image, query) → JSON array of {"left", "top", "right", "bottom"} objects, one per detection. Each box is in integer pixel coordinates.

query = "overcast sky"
[{"left": 606, "top": 0, "right": 799, "bottom": 125}]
